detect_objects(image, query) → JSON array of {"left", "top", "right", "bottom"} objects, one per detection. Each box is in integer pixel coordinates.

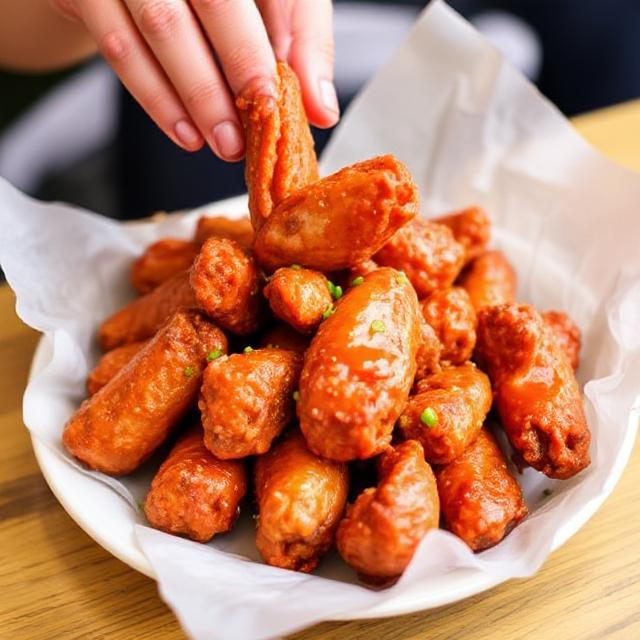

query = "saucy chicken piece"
[
  {"left": 193, "top": 214, "right": 254, "bottom": 249},
  {"left": 298, "top": 267, "right": 421, "bottom": 461},
  {"left": 255, "top": 431, "right": 348, "bottom": 572},
  {"left": 457, "top": 249, "right": 517, "bottom": 312},
  {"left": 434, "top": 206, "right": 490, "bottom": 263},
  {"left": 199, "top": 348, "right": 302, "bottom": 459},
  {"left": 476, "top": 303, "right": 591, "bottom": 478},
  {"left": 436, "top": 428, "right": 528, "bottom": 551},
  {"left": 542, "top": 310, "right": 581, "bottom": 371},
  {"left": 398, "top": 363, "right": 492, "bottom": 465},
  {"left": 374, "top": 218, "right": 465, "bottom": 298},
  {"left": 420, "top": 286, "right": 477, "bottom": 364},
  {"left": 86, "top": 340, "right": 147, "bottom": 396},
  {"left": 190, "top": 236, "right": 265, "bottom": 335},
  {"left": 414, "top": 316, "right": 442, "bottom": 382},
  {"left": 263, "top": 267, "right": 333, "bottom": 334},
  {"left": 238, "top": 62, "right": 318, "bottom": 230},
  {"left": 259, "top": 322, "right": 309, "bottom": 354},
  {"left": 100, "top": 236, "right": 263, "bottom": 350},
  {"left": 99, "top": 270, "right": 195, "bottom": 351},
  {"left": 144, "top": 426, "right": 247, "bottom": 542},
  {"left": 130, "top": 239, "right": 201, "bottom": 294},
  {"left": 253, "top": 155, "right": 418, "bottom": 272},
  {"left": 64, "top": 310, "right": 227, "bottom": 475},
  {"left": 336, "top": 440, "right": 439, "bottom": 584}
]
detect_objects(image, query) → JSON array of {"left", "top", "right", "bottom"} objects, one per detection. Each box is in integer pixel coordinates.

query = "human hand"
[{"left": 51, "top": 0, "right": 338, "bottom": 160}]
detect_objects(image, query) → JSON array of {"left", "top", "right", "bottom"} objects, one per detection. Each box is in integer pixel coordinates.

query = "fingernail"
[
  {"left": 319, "top": 78, "right": 340, "bottom": 116},
  {"left": 212, "top": 121, "right": 245, "bottom": 161},
  {"left": 174, "top": 119, "right": 203, "bottom": 150}
]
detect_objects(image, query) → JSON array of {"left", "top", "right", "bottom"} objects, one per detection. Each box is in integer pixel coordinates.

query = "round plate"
[{"left": 29, "top": 336, "right": 639, "bottom": 620}]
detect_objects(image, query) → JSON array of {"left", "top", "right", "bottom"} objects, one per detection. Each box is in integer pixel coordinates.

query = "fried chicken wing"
[
  {"left": 476, "top": 303, "right": 591, "bottom": 478},
  {"left": 458, "top": 249, "right": 517, "bottom": 311},
  {"left": 336, "top": 440, "right": 439, "bottom": 583},
  {"left": 253, "top": 155, "right": 418, "bottom": 272},
  {"left": 398, "top": 363, "right": 492, "bottom": 464},
  {"left": 298, "top": 267, "right": 421, "bottom": 461},
  {"left": 130, "top": 239, "right": 201, "bottom": 294},
  {"left": 415, "top": 316, "right": 442, "bottom": 382},
  {"left": 263, "top": 267, "right": 333, "bottom": 334},
  {"left": 420, "top": 286, "right": 477, "bottom": 364},
  {"left": 190, "top": 236, "right": 265, "bottom": 335},
  {"left": 259, "top": 322, "right": 309, "bottom": 354},
  {"left": 144, "top": 426, "right": 247, "bottom": 542},
  {"left": 255, "top": 431, "right": 348, "bottom": 572},
  {"left": 86, "top": 340, "right": 147, "bottom": 396},
  {"left": 542, "top": 310, "right": 581, "bottom": 371},
  {"left": 100, "top": 236, "right": 263, "bottom": 350},
  {"left": 374, "top": 218, "right": 465, "bottom": 297},
  {"left": 193, "top": 214, "right": 254, "bottom": 249},
  {"left": 436, "top": 428, "right": 528, "bottom": 551},
  {"left": 99, "top": 270, "right": 195, "bottom": 351},
  {"left": 238, "top": 62, "right": 318, "bottom": 230},
  {"left": 199, "top": 348, "right": 302, "bottom": 459},
  {"left": 64, "top": 310, "right": 227, "bottom": 475},
  {"left": 434, "top": 206, "right": 490, "bottom": 263}
]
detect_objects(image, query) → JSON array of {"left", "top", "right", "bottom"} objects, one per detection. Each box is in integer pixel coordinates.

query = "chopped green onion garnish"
[
  {"left": 207, "top": 349, "right": 222, "bottom": 362},
  {"left": 370, "top": 319, "right": 386, "bottom": 334},
  {"left": 243, "top": 346, "right": 254, "bottom": 354},
  {"left": 326, "top": 280, "right": 343, "bottom": 300},
  {"left": 420, "top": 407, "right": 438, "bottom": 427},
  {"left": 183, "top": 366, "right": 195, "bottom": 378},
  {"left": 542, "top": 488, "right": 553, "bottom": 498},
  {"left": 293, "top": 391, "right": 300, "bottom": 402},
  {"left": 351, "top": 276, "right": 364, "bottom": 287},
  {"left": 322, "top": 305, "right": 336, "bottom": 320},
  {"left": 290, "top": 264, "right": 302, "bottom": 270},
  {"left": 396, "top": 272, "right": 409, "bottom": 285}
]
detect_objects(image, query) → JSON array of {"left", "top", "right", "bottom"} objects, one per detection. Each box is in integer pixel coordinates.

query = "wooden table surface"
[{"left": 2, "top": 101, "right": 640, "bottom": 640}]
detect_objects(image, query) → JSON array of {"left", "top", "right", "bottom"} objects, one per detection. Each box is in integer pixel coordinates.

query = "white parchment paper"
[{"left": 1, "top": 2, "right": 639, "bottom": 639}]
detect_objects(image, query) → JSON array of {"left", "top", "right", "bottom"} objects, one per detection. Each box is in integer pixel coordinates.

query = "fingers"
[
  {"left": 75, "top": 0, "right": 204, "bottom": 152},
  {"left": 124, "top": 0, "right": 243, "bottom": 161},
  {"left": 255, "top": 0, "right": 293, "bottom": 62},
  {"left": 190, "top": 0, "right": 277, "bottom": 96},
  {"left": 286, "top": 0, "right": 338, "bottom": 128}
]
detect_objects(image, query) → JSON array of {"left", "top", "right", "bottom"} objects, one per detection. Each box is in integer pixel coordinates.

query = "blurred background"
[{"left": 1, "top": 0, "right": 639, "bottom": 222}]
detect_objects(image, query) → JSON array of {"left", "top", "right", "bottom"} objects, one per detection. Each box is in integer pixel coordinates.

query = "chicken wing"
[
  {"left": 86, "top": 340, "right": 147, "bottom": 396},
  {"left": 374, "top": 218, "right": 465, "bottom": 297},
  {"left": 398, "top": 362, "right": 492, "bottom": 464},
  {"left": 130, "top": 239, "right": 200, "bottom": 294},
  {"left": 199, "top": 348, "right": 302, "bottom": 459},
  {"left": 298, "top": 267, "right": 421, "bottom": 461},
  {"left": 64, "top": 310, "right": 227, "bottom": 475},
  {"left": 420, "top": 286, "right": 477, "bottom": 364},
  {"left": 476, "top": 303, "right": 591, "bottom": 478},
  {"left": 255, "top": 431, "right": 348, "bottom": 572},
  {"left": 336, "top": 440, "right": 439, "bottom": 584},
  {"left": 457, "top": 249, "right": 516, "bottom": 312},
  {"left": 263, "top": 266, "right": 333, "bottom": 334},
  {"left": 238, "top": 62, "right": 318, "bottom": 230},
  {"left": 144, "top": 425, "right": 247, "bottom": 542},
  {"left": 253, "top": 155, "right": 418, "bottom": 272},
  {"left": 193, "top": 214, "right": 254, "bottom": 249},
  {"left": 436, "top": 428, "right": 528, "bottom": 551},
  {"left": 434, "top": 206, "right": 490, "bottom": 263}
]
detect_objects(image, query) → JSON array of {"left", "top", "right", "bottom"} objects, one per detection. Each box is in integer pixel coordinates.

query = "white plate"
[{"left": 29, "top": 335, "right": 640, "bottom": 620}]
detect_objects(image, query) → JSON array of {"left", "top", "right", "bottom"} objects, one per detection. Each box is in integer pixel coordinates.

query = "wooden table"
[{"left": 2, "top": 101, "right": 640, "bottom": 640}]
